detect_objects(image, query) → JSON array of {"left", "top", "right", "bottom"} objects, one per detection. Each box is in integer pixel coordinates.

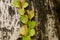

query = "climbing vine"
[{"left": 12, "top": 0, "right": 36, "bottom": 40}]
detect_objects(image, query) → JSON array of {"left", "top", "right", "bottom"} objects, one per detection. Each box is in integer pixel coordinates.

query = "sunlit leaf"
[
  {"left": 28, "top": 29, "right": 35, "bottom": 36},
  {"left": 22, "top": 2, "right": 28, "bottom": 8},
  {"left": 20, "top": 15, "right": 28, "bottom": 24},
  {"left": 27, "top": 10, "right": 34, "bottom": 20},
  {"left": 22, "top": 36, "right": 31, "bottom": 40},
  {"left": 18, "top": 8, "right": 25, "bottom": 15},
  {"left": 28, "top": 20, "right": 36, "bottom": 29},
  {"left": 20, "top": 25, "right": 28, "bottom": 36},
  {"left": 12, "top": 0, "right": 20, "bottom": 8}
]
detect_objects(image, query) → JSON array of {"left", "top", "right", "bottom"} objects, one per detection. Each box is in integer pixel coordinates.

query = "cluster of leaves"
[{"left": 12, "top": 0, "right": 36, "bottom": 40}]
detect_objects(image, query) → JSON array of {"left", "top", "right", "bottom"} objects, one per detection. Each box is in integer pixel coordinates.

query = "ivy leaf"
[
  {"left": 22, "top": 36, "right": 31, "bottom": 40},
  {"left": 20, "top": 25, "right": 28, "bottom": 36},
  {"left": 20, "top": 15, "right": 28, "bottom": 24},
  {"left": 12, "top": 0, "right": 20, "bottom": 8},
  {"left": 22, "top": 2, "right": 28, "bottom": 8},
  {"left": 28, "top": 29, "right": 35, "bottom": 36},
  {"left": 28, "top": 20, "right": 36, "bottom": 29},
  {"left": 18, "top": 8, "right": 25, "bottom": 15},
  {"left": 27, "top": 10, "right": 34, "bottom": 20}
]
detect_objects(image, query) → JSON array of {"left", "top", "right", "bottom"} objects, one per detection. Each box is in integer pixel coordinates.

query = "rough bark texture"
[
  {"left": 0, "top": 0, "right": 20, "bottom": 40},
  {"left": 0, "top": 0, "right": 60, "bottom": 40}
]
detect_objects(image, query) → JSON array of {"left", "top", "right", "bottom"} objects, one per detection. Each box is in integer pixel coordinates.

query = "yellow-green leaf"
[
  {"left": 28, "top": 20, "right": 36, "bottom": 29},
  {"left": 20, "top": 25, "right": 28, "bottom": 36},
  {"left": 22, "top": 36, "right": 31, "bottom": 40},
  {"left": 18, "top": 9, "right": 25, "bottom": 15},
  {"left": 22, "top": 2, "right": 28, "bottom": 8},
  {"left": 27, "top": 10, "right": 34, "bottom": 20},
  {"left": 28, "top": 29, "right": 35, "bottom": 36},
  {"left": 12, "top": 0, "right": 20, "bottom": 8},
  {"left": 20, "top": 15, "right": 28, "bottom": 24}
]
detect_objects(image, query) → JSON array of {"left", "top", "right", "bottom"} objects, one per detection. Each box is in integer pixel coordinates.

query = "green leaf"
[
  {"left": 22, "top": 36, "right": 31, "bottom": 40},
  {"left": 27, "top": 10, "right": 34, "bottom": 20},
  {"left": 28, "top": 20, "right": 36, "bottom": 29},
  {"left": 18, "top": 9, "right": 25, "bottom": 15},
  {"left": 22, "top": 2, "right": 28, "bottom": 8},
  {"left": 12, "top": 0, "right": 20, "bottom": 8},
  {"left": 28, "top": 29, "right": 35, "bottom": 36},
  {"left": 20, "top": 15, "right": 28, "bottom": 24}
]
